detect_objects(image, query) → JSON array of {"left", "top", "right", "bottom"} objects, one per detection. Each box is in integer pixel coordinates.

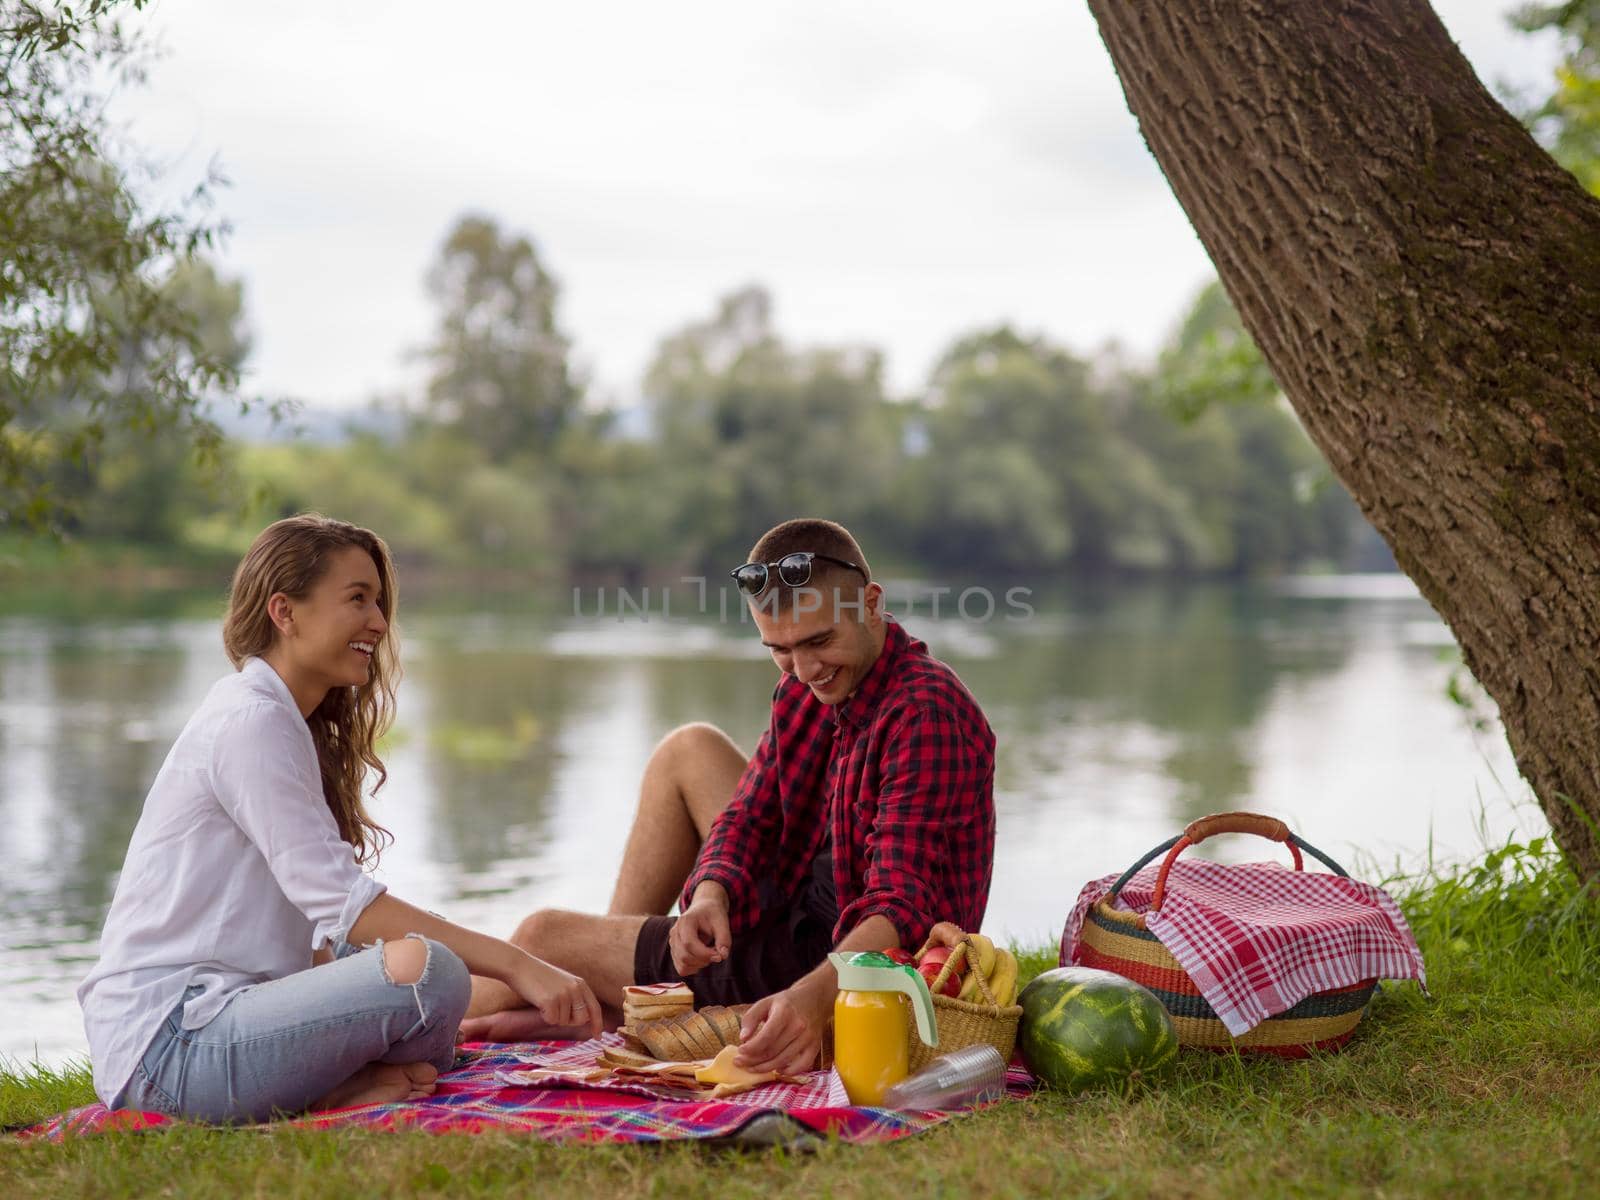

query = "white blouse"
[{"left": 77, "top": 657, "right": 387, "bottom": 1105}]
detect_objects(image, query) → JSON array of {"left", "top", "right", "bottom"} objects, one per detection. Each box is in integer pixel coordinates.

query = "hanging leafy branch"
[
  {"left": 1, "top": 0, "right": 247, "bottom": 534},
  {"left": 1512, "top": 1, "right": 1600, "bottom": 195}
]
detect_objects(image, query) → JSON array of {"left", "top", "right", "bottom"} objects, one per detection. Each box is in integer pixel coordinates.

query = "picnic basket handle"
[
  {"left": 1185, "top": 811, "right": 1291, "bottom": 845},
  {"left": 911, "top": 929, "right": 1006, "bottom": 1008},
  {"left": 1105, "top": 810, "right": 1352, "bottom": 913}
]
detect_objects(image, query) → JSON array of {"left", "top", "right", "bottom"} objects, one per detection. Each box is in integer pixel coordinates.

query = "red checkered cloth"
[
  {"left": 15, "top": 1037, "right": 1036, "bottom": 1143},
  {"left": 493, "top": 1032, "right": 851, "bottom": 1108},
  {"left": 1062, "top": 860, "right": 1426, "bottom": 1037}
]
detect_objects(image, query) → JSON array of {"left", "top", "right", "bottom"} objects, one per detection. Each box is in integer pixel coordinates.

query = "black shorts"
[
  {"left": 633, "top": 842, "right": 839, "bottom": 1006},
  {"left": 633, "top": 907, "right": 834, "bottom": 1006}
]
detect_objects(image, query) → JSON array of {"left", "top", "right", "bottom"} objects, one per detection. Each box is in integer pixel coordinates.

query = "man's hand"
[
  {"left": 735, "top": 987, "right": 827, "bottom": 1076},
  {"left": 731, "top": 912, "right": 901, "bottom": 1074},
  {"left": 670, "top": 882, "right": 732, "bottom": 976}
]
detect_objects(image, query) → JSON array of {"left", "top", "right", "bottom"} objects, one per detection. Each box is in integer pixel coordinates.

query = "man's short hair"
[{"left": 744, "top": 518, "right": 872, "bottom": 617}]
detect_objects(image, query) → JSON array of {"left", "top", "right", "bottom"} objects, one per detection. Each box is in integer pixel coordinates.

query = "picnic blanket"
[
  {"left": 490, "top": 1032, "right": 852, "bottom": 1106},
  {"left": 1064, "top": 859, "right": 1427, "bottom": 1037},
  {"left": 18, "top": 1035, "right": 1035, "bottom": 1144}
]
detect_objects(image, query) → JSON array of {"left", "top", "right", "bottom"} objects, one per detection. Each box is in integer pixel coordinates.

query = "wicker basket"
[
  {"left": 907, "top": 932, "right": 1023, "bottom": 1071},
  {"left": 1075, "top": 812, "right": 1377, "bottom": 1058}
]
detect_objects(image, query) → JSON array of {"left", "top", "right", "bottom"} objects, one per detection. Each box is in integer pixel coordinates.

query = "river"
[{"left": 0, "top": 573, "right": 1540, "bottom": 1065}]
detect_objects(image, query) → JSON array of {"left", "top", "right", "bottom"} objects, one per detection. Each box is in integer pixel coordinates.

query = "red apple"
[
  {"left": 917, "top": 945, "right": 964, "bottom": 998},
  {"left": 918, "top": 944, "right": 959, "bottom": 972},
  {"left": 884, "top": 948, "right": 916, "bottom": 966}
]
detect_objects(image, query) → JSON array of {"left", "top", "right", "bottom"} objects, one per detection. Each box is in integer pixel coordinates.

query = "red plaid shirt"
[{"left": 682, "top": 618, "right": 996, "bottom": 951}]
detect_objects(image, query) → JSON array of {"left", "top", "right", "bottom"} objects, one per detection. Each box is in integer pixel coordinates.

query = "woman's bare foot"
[
  {"left": 312, "top": 1061, "right": 439, "bottom": 1111},
  {"left": 457, "top": 1007, "right": 593, "bottom": 1044}
]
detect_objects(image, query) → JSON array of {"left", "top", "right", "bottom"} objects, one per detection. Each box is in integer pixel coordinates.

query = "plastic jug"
[{"left": 829, "top": 950, "right": 939, "bottom": 1105}]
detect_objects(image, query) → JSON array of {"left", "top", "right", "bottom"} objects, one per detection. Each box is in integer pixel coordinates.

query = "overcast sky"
[{"left": 118, "top": 1, "right": 1560, "bottom": 411}]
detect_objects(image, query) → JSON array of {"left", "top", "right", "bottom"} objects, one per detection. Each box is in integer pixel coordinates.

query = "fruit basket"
[
  {"left": 908, "top": 929, "right": 1024, "bottom": 1071},
  {"left": 1076, "top": 812, "right": 1379, "bottom": 1057}
]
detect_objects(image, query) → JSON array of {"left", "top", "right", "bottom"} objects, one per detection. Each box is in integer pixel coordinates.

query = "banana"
[
  {"left": 957, "top": 934, "right": 1000, "bottom": 1002},
  {"left": 958, "top": 967, "right": 984, "bottom": 1003},
  {"left": 988, "top": 948, "right": 1019, "bottom": 1007},
  {"left": 968, "top": 933, "right": 998, "bottom": 982}
]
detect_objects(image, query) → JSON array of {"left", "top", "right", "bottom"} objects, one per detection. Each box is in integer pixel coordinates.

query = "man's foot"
[
  {"left": 311, "top": 1061, "right": 438, "bottom": 1111},
  {"left": 457, "top": 1006, "right": 594, "bottom": 1044}
]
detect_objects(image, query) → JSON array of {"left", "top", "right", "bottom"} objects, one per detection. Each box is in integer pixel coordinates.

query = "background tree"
[
  {"left": 1086, "top": 0, "right": 1600, "bottom": 876},
  {"left": 900, "top": 318, "right": 1350, "bottom": 575},
  {"left": 903, "top": 329, "right": 1098, "bottom": 571},
  {"left": 1, "top": 0, "right": 240, "bottom": 533},
  {"left": 646, "top": 286, "right": 899, "bottom": 570},
  {"left": 1514, "top": 0, "right": 1600, "bottom": 193},
  {"left": 1143, "top": 283, "right": 1358, "bottom": 574},
  {"left": 52, "top": 259, "right": 252, "bottom": 544},
  {"left": 421, "top": 214, "right": 581, "bottom": 463},
  {"left": 554, "top": 419, "right": 687, "bottom": 580}
]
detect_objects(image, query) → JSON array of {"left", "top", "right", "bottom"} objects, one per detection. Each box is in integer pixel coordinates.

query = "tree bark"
[{"left": 1086, "top": 0, "right": 1600, "bottom": 875}]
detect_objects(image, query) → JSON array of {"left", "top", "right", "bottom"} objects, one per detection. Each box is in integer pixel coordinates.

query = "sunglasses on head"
[{"left": 730, "top": 551, "right": 867, "bottom": 596}]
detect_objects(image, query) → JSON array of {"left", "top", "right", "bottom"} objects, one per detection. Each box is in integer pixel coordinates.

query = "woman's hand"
[{"left": 511, "top": 954, "right": 603, "bottom": 1038}]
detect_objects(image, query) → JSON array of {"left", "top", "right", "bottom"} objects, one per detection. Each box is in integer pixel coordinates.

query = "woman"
[{"left": 77, "top": 514, "right": 599, "bottom": 1123}]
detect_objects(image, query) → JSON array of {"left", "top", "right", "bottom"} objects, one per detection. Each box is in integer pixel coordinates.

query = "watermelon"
[{"left": 1017, "top": 966, "right": 1178, "bottom": 1094}]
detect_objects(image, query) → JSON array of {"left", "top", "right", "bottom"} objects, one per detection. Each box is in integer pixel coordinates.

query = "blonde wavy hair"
[{"left": 222, "top": 513, "right": 399, "bottom": 864}]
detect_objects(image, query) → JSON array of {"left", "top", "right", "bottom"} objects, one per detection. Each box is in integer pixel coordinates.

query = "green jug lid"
[{"left": 843, "top": 950, "right": 895, "bottom": 969}]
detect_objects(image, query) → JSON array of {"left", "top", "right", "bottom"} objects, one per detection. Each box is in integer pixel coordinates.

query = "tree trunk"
[{"left": 1086, "top": 0, "right": 1600, "bottom": 876}]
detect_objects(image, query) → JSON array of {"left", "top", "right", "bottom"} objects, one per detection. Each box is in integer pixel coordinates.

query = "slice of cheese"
[{"left": 695, "top": 1044, "right": 776, "bottom": 1089}]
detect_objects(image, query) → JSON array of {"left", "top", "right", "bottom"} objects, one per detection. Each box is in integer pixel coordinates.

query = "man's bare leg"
[
  {"left": 607, "top": 722, "right": 748, "bottom": 915},
  {"left": 464, "top": 722, "right": 746, "bottom": 1027},
  {"left": 460, "top": 910, "right": 646, "bottom": 1039}
]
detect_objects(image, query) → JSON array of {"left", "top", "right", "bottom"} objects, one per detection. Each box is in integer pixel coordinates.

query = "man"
[{"left": 461, "top": 518, "right": 996, "bottom": 1075}]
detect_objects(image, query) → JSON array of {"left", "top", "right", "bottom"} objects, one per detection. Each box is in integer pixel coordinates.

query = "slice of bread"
[
  {"left": 682, "top": 1013, "right": 722, "bottom": 1059},
  {"left": 642, "top": 1019, "right": 694, "bottom": 1061},
  {"left": 708, "top": 1006, "right": 743, "bottom": 1047},
  {"left": 623, "top": 983, "right": 692, "bottom": 1010},
  {"left": 598, "top": 1045, "right": 660, "bottom": 1070},
  {"left": 665, "top": 1019, "right": 705, "bottom": 1061},
  {"left": 636, "top": 1021, "right": 676, "bottom": 1060},
  {"left": 624, "top": 996, "right": 692, "bottom": 1025}
]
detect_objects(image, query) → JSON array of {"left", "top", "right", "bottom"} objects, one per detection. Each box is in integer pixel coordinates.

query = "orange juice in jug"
[{"left": 829, "top": 951, "right": 938, "bottom": 1105}]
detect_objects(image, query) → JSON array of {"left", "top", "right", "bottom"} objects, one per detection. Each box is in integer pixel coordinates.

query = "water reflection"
[
  {"left": 0, "top": 578, "right": 1536, "bottom": 1065},
  {"left": 409, "top": 645, "right": 585, "bottom": 873},
  {"left": 952, "top": 584, "right": 1351, "bottom": 825},
  {"left": 1, "top": 624, "right": 213, "bottom": 945}
]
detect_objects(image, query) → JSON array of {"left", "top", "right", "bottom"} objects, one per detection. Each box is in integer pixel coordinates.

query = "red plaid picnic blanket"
[
  {"left": 1063, "top": 860, "right": 1426, "bottom": 1037},
  {"left": 492, "top": 1032, "right": 853, "bottom": 1107},
  {"left": 17, "top": 1037, "right": 1035, "bottom": 1143}
]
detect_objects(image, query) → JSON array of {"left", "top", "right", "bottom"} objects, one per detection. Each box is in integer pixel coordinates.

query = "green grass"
[{"left": 6, "top": 835, "right": 1599, "bottom": 1198}]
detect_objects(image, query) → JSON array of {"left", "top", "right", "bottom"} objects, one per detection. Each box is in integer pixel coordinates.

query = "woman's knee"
[
  {"left": 383, "top": 937, "right": 470, "bottom": 1014},
  {"left": 426, "top": 942, "right": 471, "bottom": 1018},
  {"left": 381, "top": 936, "right": 429, "bottom": 985}
]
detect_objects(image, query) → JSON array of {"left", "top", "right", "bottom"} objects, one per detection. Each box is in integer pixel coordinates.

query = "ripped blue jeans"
[{"left": 115, "top": 936, "right": 471, "bottom": 1124}]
